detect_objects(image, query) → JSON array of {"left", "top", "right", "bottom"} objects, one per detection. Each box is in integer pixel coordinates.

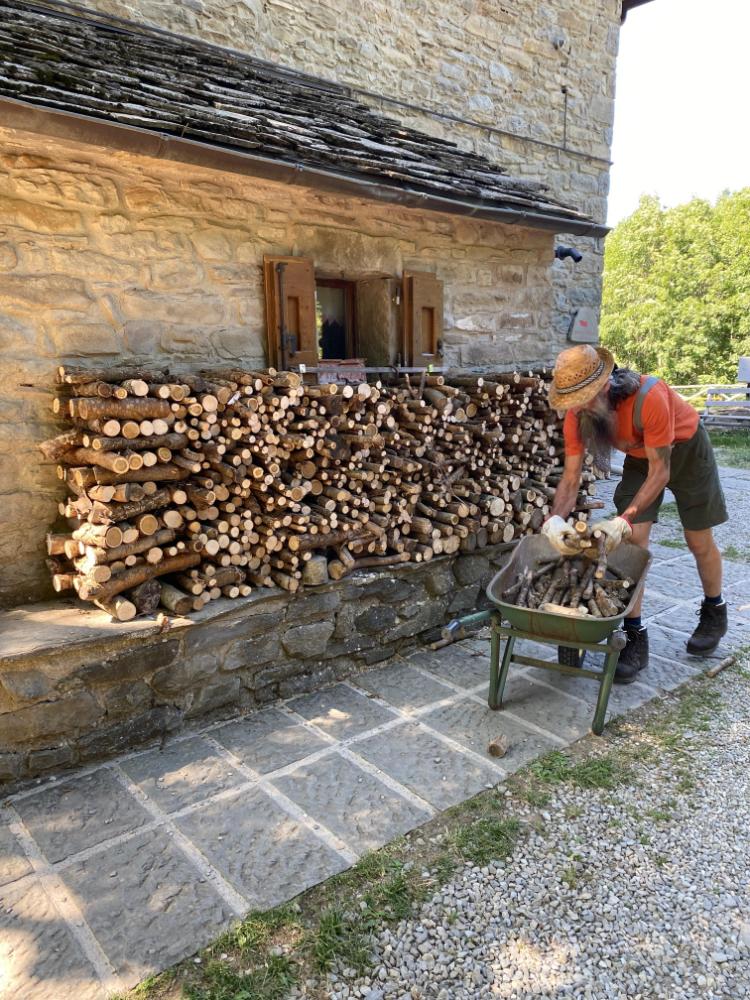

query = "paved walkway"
[{"left": 1, "top": 467, "right": 749, "bottom": 1000}]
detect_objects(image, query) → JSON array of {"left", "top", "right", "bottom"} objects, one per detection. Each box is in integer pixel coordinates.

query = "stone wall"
[
  {"left": 0, "top": 546, "right": 506, "bottom": 788},
  {"left": 0, "top": 127, "right": 555, "bottom": 606},
  {"left": 80, "top": 0, "right": 622, "bottom": 334}
]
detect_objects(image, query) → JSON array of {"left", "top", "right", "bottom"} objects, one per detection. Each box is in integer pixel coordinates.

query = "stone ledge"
[{"left": 0, "top": 543, "right": 514, "bottom": 788}]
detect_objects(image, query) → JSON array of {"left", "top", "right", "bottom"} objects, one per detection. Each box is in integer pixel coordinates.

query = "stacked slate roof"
[{"left": 0, "top": 0, "right": 601, "bottom": 232}]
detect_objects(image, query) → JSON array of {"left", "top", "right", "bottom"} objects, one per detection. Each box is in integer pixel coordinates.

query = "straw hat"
[{"left": 548, "top": 344, "right": 615, "bottom": 410}]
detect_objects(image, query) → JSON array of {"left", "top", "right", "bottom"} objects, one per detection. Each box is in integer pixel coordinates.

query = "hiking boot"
[
  {"left": 686, "top": 600, "right": 728, "bottom": 654},
  {"left": 614, "top": 624, "right": 649, "bottom": 684}
]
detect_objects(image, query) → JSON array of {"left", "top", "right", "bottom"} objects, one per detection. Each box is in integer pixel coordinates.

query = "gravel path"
[{"left": 328, "top": 667, "right": 750, "bottom": 1000}]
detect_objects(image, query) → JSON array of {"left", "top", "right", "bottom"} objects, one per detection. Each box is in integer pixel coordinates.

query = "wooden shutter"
[
  {"left": 402, "top": 271, "right": 443, "bottom": 367},
  {"left": 263, "top": 256, "right": 317, "bottom": 368}
]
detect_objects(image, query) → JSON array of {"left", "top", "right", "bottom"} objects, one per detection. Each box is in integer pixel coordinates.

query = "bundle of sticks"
[
  {"left": 502, "top": 524, "right": 634, "bottom": 619},
  {"left": 39, "top": 364, "right": 601, "bottom": 622}
]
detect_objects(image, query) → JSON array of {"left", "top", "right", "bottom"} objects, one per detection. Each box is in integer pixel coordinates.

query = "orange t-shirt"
[{"left": 563, "top": 375, "right": 699, "bottom": 460}]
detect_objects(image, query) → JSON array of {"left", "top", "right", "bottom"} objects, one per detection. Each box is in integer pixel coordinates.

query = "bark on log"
[
  {"left": 78, "top": 551, "right": 201, "bottom": 602},
  {"left": 76, "top": 397, "right": 171, "bottom": 421},
  {"left": 39, "top": 430, "right": 84, "bottom": 461}
]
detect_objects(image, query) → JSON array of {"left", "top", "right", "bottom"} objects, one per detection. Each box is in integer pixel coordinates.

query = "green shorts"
[{"left": 614, "top": 423, "right": 728, "bottom": 531}]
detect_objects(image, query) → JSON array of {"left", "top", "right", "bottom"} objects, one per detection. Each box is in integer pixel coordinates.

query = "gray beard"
[{"left": 578, "top": 407, "right": 617, "bottom": 476}]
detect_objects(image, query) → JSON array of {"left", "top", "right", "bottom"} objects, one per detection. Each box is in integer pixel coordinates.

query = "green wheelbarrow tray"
[{"left": 486, "top": 535, "right": 652, "bottom": 642}]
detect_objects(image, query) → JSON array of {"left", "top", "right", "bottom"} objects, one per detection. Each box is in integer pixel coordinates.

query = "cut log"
[
  {"left": 77, "top": 551, "right": 202, "bottom": 602},
  {"left": 159, "top": 583, "right": 194, "bottom": 615},
  {"left": 93, "top": 595, "right": 137, "bottom": 621}
]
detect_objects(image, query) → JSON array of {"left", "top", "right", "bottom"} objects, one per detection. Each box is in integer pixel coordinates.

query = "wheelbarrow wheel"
[{"left": 558, "top": 646, "right": 586, "bottom": 669}]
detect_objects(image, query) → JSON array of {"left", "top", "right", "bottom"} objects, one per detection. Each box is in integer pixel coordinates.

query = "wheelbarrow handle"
[{"left": 441, "top": 610, "right": 493, "bottom": 642}]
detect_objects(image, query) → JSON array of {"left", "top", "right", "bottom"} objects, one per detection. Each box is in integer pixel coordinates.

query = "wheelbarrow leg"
[
  {"left": 592, "top": 648, "right": 619, "bottom": 735},
  {"left": 489, "top": 627, "right": 514, "bottom": 710}
]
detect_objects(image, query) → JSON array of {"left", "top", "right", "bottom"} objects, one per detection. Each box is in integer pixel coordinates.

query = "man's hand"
[
  {"left": 541, "top": 515, "right": 581, "bottom": 556},
  {"left": 596, "top": 516, "right": 633, "bottom": 553}
]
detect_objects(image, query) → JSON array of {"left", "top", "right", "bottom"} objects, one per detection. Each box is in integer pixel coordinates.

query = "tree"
[{"left": 601, "top": 190, "right": 750, "bottom": 384}]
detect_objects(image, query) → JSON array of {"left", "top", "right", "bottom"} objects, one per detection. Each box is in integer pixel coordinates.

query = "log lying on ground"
[{"left": 43, "top": 364, "right": 598, "bottom": 620}]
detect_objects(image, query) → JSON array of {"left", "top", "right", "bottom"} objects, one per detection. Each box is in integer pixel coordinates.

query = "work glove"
[
  {"left": 595, "top": 516, "right": 632, "bottom": 553},
  {"left": 541, "top": 515, "right": 581, "bottom": 556}
]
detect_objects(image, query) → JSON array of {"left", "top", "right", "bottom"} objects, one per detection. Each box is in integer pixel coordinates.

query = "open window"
[
  {"left": 315, "top": 279, "right": 357, "bottom": 360},
  {"left": 263, "top": 255, "right": 441, "bottom": 370}
]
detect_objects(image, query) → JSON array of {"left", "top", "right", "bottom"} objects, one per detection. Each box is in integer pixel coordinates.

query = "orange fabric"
[{"left": 563, "top": 375, "right": 699, "bottom": 459}]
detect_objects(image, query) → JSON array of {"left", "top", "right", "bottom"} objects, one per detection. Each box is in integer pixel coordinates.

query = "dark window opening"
[{"left": 316, "top": 279, "right": 357, "bottom": 360}]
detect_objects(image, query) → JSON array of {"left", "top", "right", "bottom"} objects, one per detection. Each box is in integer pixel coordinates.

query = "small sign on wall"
[{"left": 568, "top": 307, "right": 599, "bottom": 344}]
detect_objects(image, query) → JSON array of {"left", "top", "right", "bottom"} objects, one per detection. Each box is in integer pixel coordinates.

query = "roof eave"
[
  {"left": 621, "top": 0, "right": 655, "bottom": 21},
  {"left": 0, "top": 97, "right": 608, "bottom": 239}
]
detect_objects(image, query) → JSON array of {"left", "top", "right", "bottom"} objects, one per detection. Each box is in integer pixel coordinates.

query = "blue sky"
[{"left": 607, "top": 0, "right": 750, "bottom": 225}]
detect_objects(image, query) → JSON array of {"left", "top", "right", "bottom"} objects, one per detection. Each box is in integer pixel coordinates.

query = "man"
[{"left": 541, "top": 344, "right": 728, "bottom": 684}]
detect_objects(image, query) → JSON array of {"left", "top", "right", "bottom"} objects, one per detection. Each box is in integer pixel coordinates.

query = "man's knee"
[{"left": 684, "top": 528, "right": 717, "bottom": 558}]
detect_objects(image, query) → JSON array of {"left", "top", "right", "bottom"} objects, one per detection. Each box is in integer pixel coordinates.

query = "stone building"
[
  {"left": 0, "top": 0, "right": 653, "bottom": 780},
  {"left": 0, "top": 0, "right": 655, "bottom": 607}
]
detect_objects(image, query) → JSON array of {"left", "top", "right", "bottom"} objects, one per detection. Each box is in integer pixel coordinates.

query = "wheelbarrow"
[{"left": 443, "top": 535, "right": 651, "bottom": 735}]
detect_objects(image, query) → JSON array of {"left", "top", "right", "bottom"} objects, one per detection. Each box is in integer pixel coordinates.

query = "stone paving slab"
[
  {"left": 211, "top": 707, "right": 330, "bottom": 774},
  {"left": 499, "top": 671, "right": 597, "bottom": 742},
  {"left": 287, "top": 684, "right": 399, "bottom": 739},
  {"left": 59, "top": 827, "right": 231, "bottom": 986},
  {"left": 419, "top": 697, "right": 559, "bottom": 773},
  {"left": 641, "top": 592, "right": 688, "bottom": 620},
  {"left": 404, "top": 643, "right": 489, "bottom": 688},
  {"left": 646, "top": 541, "right": 695, "bottom": 564},
  {"left": 643, "top": 655, "right": 705, "bottom": 693},
  {"left": 271, "top": 751, "right": 431, "bottom": 853},
  {"left": 173, "top": 786, "right": 348, "bottom": 910},
  {"left": 646, "top": 571, "right": 705, "bottom": 603},
  {"left": 120, "top": 737, "right": 247, "bottom": 814},
  {"left": 522, "top": 665, "right": 658, "bottom": 719},
  {"left": 353, "top": 722, "right": 500, "bottom": 810},
  {"left": 0, "top": 813, "right": 33, "bottom": 887},
  {"left": 353, "top": 661, "right": 456, "bottom": 712},
  {"left": 0, "top": 879, "right": 106, "bottom": 1000},
  {"left": 12, "top": 769, "right": 151, "bottom": 864}
]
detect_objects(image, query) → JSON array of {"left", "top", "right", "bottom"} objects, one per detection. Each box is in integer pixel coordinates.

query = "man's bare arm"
[
  {"left": 621, "top": 445, "right": 671, "bottom": 522},
  {"left": 550, "top": 453, "right": 584, "bottom": 518}
]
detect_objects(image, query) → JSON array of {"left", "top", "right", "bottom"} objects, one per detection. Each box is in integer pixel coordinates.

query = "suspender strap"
[{"left": 633, "top": 375, "right": 660, "bottom": 434}]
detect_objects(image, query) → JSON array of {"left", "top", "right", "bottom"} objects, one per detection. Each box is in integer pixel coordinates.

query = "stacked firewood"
[
  {"left": 40, "top": 365, "right": 600, "bottom": 621},
  {"left": 502, "top": 524, "right": 634, "bottom": 619}
]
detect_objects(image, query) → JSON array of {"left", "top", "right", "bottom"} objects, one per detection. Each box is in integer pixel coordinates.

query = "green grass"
[
  {"left": 451, "top": 817, "right": 521, "bottom": 867},
  {"left": 184, "top": 955, "right": 296, "bottom": 1000},
  {"left": 645, "top": 682, "right": 722, "bottom": 751},
  {"left": 658, "top": 537, "right": 688, "bottom": 550},
  {"left": 709, "top": 428, "right": 750, "bottom": 469},
  {"left": 721, "top": 543, "right": 750, "bottom": 562},
  {"left": 528, "top": 749, "right": 631, "bottom": 791}
]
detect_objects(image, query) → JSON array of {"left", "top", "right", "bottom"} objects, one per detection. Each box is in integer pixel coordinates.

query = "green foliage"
[{"left": 601, "top": 190, "right": 750, "bottom": 384}]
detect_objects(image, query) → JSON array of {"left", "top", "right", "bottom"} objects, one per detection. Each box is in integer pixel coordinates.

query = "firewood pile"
[
  {"left": 40, "top": 365, "right": 600, "bottom": 622},
  {"left": 502, "top": 523, "right": 634, "bottom": 618}
]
